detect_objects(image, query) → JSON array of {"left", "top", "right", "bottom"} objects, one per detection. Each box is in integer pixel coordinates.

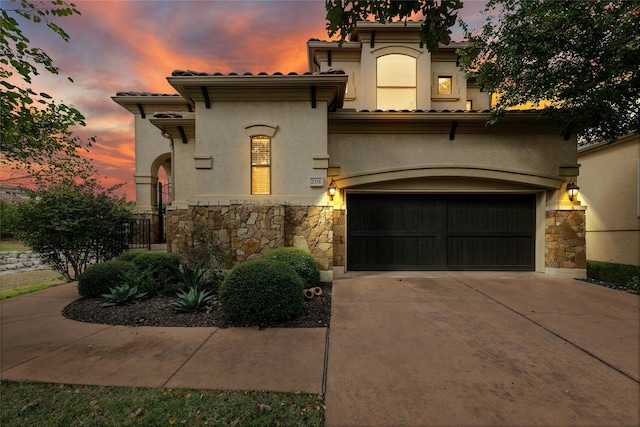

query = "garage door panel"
[
  {"left": 347, "top": 193, "right": 535, "bottom": 271},
  {"left": 348, "top": 235, "right": 441, "bottom": 270},
  {"left": 448, "top": 195, "right": 535, "bottom": 233},
  {"left": 447, "top": 236, "right": 534, "bottom": 270}
]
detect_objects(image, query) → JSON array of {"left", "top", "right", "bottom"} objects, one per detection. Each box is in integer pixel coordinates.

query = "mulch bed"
[{"left": 62, "top": 282, "right": 331, "bottom": 328}]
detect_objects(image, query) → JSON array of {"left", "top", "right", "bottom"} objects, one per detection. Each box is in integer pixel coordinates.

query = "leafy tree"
[
  {"left": 1, "top": 0, "right": 95, "bottom": 184},
  {"left": 0, "top": 198, "right": 23, "bottom": 238},
  {"left": 459, "top": 0, "right": 640, "bottom": 143},
  {"left": 16, "top": 181, "right": 129, "bottom": 281},
  {"left": 325, "top": 0, "right": 463, "bottom": 52}
]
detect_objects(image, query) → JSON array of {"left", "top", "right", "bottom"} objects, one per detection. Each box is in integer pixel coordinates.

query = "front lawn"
[
  {"left": 0, "top": 381, "right": 324, "bottom": 426},
  {"left": 0, "top": 270, "right": 65, "bottom": 300},
  {"left": 0, "top": 239, "right": 29, "bottom": 252}
]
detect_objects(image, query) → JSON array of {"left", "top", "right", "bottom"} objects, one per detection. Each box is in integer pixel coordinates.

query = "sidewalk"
[{"left": 0, "top": 283, "right": 327, "bottom": 393}]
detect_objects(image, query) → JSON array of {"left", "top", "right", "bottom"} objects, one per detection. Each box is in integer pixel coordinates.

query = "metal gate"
[{"left": 122, "top": 218, "right": 151, "bottom": 250}]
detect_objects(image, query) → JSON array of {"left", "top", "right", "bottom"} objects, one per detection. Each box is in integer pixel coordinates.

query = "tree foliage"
[
  {"left": 0, "top": 198, "right": 22, "bottom": 238},
  {"left": 16, "top": 181, "right": 129, "bottom": 281},
  {"left": 1, "top": 0, "right": 95, "bottom": 184},
  {"left": 325, "top": 0, "right": 463, "bottom": 52},
  {"left": 459, "top": 0, "right": 640, "bottom": 143}
]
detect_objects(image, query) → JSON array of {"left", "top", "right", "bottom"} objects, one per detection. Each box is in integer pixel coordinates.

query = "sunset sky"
[{"left": 8, "top": 0, "right": 486, "bottom": 200}]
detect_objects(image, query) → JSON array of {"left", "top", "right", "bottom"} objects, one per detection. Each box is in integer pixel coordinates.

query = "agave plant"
[
  {"left": 101, "top": 284, "right": 148, "bottom": 307},
  {"left": 172, "top": 260, "right": 207, "bottom": 290},
  {"left": 173, "top": 286, "right": 214, "bottom": 312}
]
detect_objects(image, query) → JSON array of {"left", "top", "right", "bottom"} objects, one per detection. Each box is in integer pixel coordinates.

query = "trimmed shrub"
[
  {"left": 120, "top": 252, "right": 180, "bottom": 294},
  {"left": 116, "top": 252, "right": 140, "bottom": 262},
  {"left": 264, "top": 247, "right": 320, "bottom": 288},
  {"left": 78, "top": 260, "right": 137, "bottom": 297},
  {"left": 219, "top": 259, "right": 304, "bottom": 325},
  {"left": 587, "top": 260, "right": 640, "bottom": 288}
]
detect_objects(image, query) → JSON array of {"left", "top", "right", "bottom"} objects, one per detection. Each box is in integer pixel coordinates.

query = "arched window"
[
  {"left": 377, "top": 54, "right": 416, "bottom": 110},
  {"left": 251, "top": 135, "right": 271, "bottom": 194}
]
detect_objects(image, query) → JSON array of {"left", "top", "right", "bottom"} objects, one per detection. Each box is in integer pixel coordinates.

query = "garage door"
[{"left": 347, "top": 193, "right": 535, "bottom": 271}]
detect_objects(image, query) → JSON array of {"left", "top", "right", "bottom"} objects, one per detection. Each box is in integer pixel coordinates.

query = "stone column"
[{"left": 545, "top": 182, "right": 587, "bottom": 278}]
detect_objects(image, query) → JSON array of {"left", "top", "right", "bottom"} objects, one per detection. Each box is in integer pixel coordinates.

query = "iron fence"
[{"left": 121, "top": 218, "right": 151, "bottom": 251}]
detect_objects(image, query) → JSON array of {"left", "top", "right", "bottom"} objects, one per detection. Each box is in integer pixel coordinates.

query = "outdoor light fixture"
[
  {"left": 566, "top": 180, "right": 580, "bottom": 201},
  {"left": 328, "top": 178, "right": 337, "bottom": 200}
]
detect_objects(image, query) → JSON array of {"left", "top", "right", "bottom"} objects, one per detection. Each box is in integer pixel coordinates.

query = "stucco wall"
[
  {"left": 578, "top": 134, "right": 640, "bottom": 266},
  {"left": 133, "top": 113, "right": 174, "bottom": 211},
  {"left": 175, "top": 101, "right": 330, "bottom": 204},
  {"left": 328, "top": 131, "right": 576, "bottom": 184}
]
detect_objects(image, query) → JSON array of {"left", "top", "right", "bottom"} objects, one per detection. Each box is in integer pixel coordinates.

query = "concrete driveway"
[{"left": 324, "top": 272, "right": 639, "bottom": 427}]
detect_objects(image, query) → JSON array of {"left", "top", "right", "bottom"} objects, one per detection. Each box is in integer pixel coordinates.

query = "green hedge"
[
  {"left": 219, "top": 259, "right": 304, "bottom": 325},
  {"left": 78, "top": 260, "right": 138, "bottom": 297},
  {"left": 587, "top": 260, "right": 640, "bottom": 286},
  {"left": 264, "top": 247, "right": 320, "bottom": 288}
]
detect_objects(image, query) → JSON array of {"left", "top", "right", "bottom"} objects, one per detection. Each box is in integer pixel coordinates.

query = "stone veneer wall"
[
  {"left": 285, "top": 206, "right": 333, "bottom": 271},
  {"left": 167, "top": 204, "right": 334, "bottom": 270},
  {"left": 167, "top": 204, "right": 285, "bottom": 268},
  {"left": 333, "top": 209, "right": 346, "bottom": 267},
  {"left": 545, "top": 210, "right": 587, "bottom": 270}
]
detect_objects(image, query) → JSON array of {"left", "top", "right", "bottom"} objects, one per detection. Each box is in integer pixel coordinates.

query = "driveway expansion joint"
[
  {"left": 161, "top": 328, "right": 219, "bottom": 388},
  {"left": 454, "top": 277, "right": 640, "bottom": 385}
]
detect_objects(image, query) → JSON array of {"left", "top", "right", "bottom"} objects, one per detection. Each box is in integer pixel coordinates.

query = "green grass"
[
  {"left": 0, "top": 282, "right": 64, "bottom": 300},
  {"left": 0, "top": 239, "right": 29, "bottom": 252},
  {"left": 0, "top": 269, "right": 66, "bottom": 300},
  {"left": 0, "top": 381, "right": 325, "bottom": 426}
]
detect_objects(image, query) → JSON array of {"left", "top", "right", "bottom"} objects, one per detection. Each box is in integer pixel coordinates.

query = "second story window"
[
  {"left": 377, "top": 54, "right": 416, "bottom": 110},
  {"left": 437, "top": 76, "right": 453, "bottom": 95},
  {"left": 251, "top": 135, "right": 271, "bottom": 194}
]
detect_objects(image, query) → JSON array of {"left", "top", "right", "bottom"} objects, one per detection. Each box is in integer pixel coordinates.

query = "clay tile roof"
[
  {"left": 171, "top": 69, "right": 346, "bottom": 77},
  {"left": 152, "top": 112, "right": 184, "bottom": 119},
  {"left": 115, "top": 91, "right": 180, "bottom": 97}
]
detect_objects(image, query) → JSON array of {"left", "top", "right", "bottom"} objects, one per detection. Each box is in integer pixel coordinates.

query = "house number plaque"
[{"left": 309, "top": 177, "right": 325, "bottom": 187}]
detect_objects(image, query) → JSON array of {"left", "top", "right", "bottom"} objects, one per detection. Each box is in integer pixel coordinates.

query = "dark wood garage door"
[{"left": 347, "top": 193, "right": 535, "bottom": 271}]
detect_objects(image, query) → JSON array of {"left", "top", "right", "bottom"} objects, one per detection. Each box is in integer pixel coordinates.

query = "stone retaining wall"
[{"left": 0, "top": 251, "right": 48, "bottom": 274}]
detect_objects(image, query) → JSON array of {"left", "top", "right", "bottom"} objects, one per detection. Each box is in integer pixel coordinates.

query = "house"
[
  {"left": 113, "top": 22, "right": 586, "bottom": 279},
  {"left": 577, "top": 133, "right": 640, "bottom": 267}
]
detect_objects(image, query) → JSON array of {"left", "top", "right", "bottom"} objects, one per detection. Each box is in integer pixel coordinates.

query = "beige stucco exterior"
[
  {"left": 113, "top": 22, "right": 586, "bottom": 278},
  {"left": 578, "top": 134, "right": 640, "bottom": 266}
]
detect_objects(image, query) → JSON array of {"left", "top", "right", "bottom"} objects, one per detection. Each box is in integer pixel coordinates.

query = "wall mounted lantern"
[
  {"left": 566, "top": 180, "right": 580, "bottom": 201},
  {"left": 328, "top": 178, "right": 337, "bottom": 200}
]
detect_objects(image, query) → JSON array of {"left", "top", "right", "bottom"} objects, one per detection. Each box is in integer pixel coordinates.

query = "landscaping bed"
[{"left": 62, "top": 281, "right": 331, "bottom": 328}]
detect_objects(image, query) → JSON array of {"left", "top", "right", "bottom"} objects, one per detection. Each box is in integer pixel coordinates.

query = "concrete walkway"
[
  {"left": 325, "top": 272, "right": 639, "bottom": 427},
  {"left": 0, "top": 283, "right": 326, "bottom": 393},
  {"left": 1, "top": 272, "right": 639, "bottom": 426}
]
